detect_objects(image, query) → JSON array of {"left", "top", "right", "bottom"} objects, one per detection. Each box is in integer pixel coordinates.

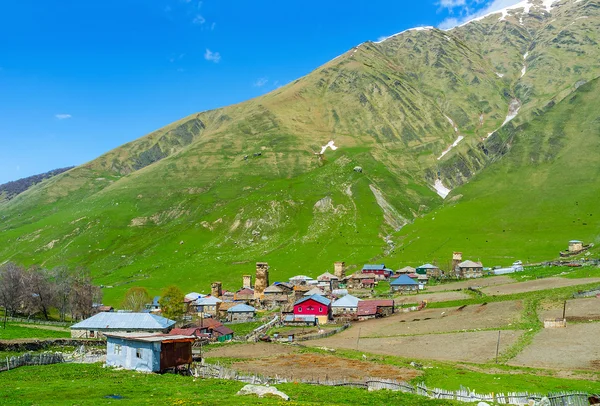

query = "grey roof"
[
  {"left": 390, "top": 275, "right": 419, "bottom": 286},
  {"left": 196, "top": 296, "right": 222, "bottom": 305},
  {"left": 104, "top": 333, "right": 194, "bottom": 342},
  {"left": 417, "top": 263, "right": 438, "bottom": 269},
  {"left": 294, "top": 294, "right": 331, "bottom": 306},
  {"left": 317, "top": 272, "right": 338, "bottom": 281},
  {"left": 569, "top": 240, "right": 582, "bottom": 243},
  {"left": 458, "top": 260, "right": 483, "bottom": 268},
  {"left": 304, "top": 287, "right": 326, "bottom": 296},
  {"left": 362, "top": 264, "right": 386, "bottom": 270},
  {"left": 227, "top": 304, "right": 256, "bottom": 313},
  {"left": 71, "top": 313, "right": 175, "bottom": 330},
  {"left": 332, "top": 294, "right": 362, "bottom": 308},
  {"left": 396, "top": 266, "right": 416, "bottom": 273}
]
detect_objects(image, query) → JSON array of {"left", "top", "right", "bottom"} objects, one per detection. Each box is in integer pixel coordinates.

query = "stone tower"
[
  {"left": 334, "top": 261, "right": 345, "bottom": 279},
  {"left": 452, "top": 252, "right": 462, "bottom": 272},
  {"left": 211, "top": 281, "right": 222, "bottom": 298},
  {"left": 254, "top": 262, "right": 269, "bottom": 300},
  {"left": 243, "top": 275, "right": 252, "bottom": 289}
]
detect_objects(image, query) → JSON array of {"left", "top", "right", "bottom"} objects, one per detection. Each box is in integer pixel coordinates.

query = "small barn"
[
  {"left": 71, "top": 312, "right": 175, "bottom": 338},
  {"left": 294, "top": 294, "right": 331, "bottom": 324},
  {"left": 456, "top": 260, "right": 484, "bottom": 279},
  {"left": 395, "top": 266, "right": 415, "bottom": 275},
  {"left": 361, "top": 264, "right": 393, "bottom": 279},
  {"left": 105, "top": 333, "right": 194, "bottom": 372},
  {"left": 390, "top": 275, "right": 419, "bottom": 292},
  {"left": 227, "top": 304, "right": 256, "bottom": 322},
  {"left": 331, "top": 294, "right": 361, "bottom": 315},
  {"left": 194, "top": 296, "right": 222, "bottom": 316},
  {"left": 356, "top": 300, "right": 395, "bottom": 320},
  {"left": 416, "top": 263, "right": 442, "bottom": 278},
  {"left": 234, "top": 288, "right": 254, "bottom": 301}
]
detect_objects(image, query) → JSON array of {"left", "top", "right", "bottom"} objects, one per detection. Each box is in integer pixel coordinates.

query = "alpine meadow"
[{"left": 1, "top": 0, "right": 599, "bottom": 305}]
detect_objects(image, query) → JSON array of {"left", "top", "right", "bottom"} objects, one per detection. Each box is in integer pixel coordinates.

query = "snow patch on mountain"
[
  {"left": 319, "top": 141, "right": 338, "bottom": 154},
  {"left": 438, "top": 135, "right": 464, "bottom": 160},
  {"left": 433, "top": 179, "right": 451, "bottom": 199},
  {"left": 374, "top": 26, "right": 434, "bottom": 44}
]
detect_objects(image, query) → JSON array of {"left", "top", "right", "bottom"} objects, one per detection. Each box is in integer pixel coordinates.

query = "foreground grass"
[
  {"left": 0, "top": 363, "right": 458, "bottom": 405},
  {"left": 0, "top": 323, "right": 70, "bottom": 340}
]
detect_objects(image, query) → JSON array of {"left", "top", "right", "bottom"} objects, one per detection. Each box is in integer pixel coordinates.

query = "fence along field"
[{"left": 195, "top": 363, "right": 592, "bottom": 406}]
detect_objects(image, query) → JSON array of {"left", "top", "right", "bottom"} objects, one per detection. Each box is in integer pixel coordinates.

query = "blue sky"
[{"left": 0, "top": 0, "right": 521, "bottom": 184}]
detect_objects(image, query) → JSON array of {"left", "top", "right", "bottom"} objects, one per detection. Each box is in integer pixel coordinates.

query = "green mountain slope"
[{"left": 0, "top": 0, "right": 598, "bottom": 304}]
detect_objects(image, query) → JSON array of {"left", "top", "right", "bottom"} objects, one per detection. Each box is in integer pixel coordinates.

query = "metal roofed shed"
[
  {"left": 105, "top": 333, "right": 194, "bottom": 372},
  {"left": 70, "top": 313, "right": 176, "bottom": 338},
  {"left": 331, "top": 294, "right": 362, "bottom": 315}
]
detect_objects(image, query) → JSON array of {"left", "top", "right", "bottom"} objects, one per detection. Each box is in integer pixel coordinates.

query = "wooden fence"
[
  {"left": 243, "top": 315, "right": 280, "bottom": 341},
  {"left": 293, "top": 324, "right": 350, "bottom": 342},
  {"left": 0, "top": 352, "right": 65, "bottom": 372},
  {"left": 194, "top": 363, "right": 593, "bottom": 405},
  {"left": 4, "top": 316, "right": 70, "bottom": 327}
]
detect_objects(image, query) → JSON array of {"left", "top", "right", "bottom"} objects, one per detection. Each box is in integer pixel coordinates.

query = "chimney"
[
  {"left": 334, "top": 261, "right": 345, "bottom": 279},
  {"left": 211, "top": 281, "right": 222, "bottom": 298},
  {"left": 243, "top": 275, "right": 252, "bottom": 289},
  {"left": 254, "top": 262, "right": 269, "bottom": 300}
]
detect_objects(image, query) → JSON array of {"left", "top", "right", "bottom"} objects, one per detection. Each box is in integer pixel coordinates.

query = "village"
[{"left": 2, "top": 239, "right": 600, "bottom": 405}]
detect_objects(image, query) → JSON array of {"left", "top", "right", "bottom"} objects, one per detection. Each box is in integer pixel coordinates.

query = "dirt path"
[
  {"left": 482, "top": 277, "right": 600, "bottom": 296},
  {"left": 203, "top": 342, "right": 298, "bottom": 359},
  {"left": 308, "top": 329, "right": 523, "bottom": 364},
  {"left": 232, "top": 353, "right": 420, "bottom": 382},
  {"left": 426, "top": 276, "right": 514, "bottom": 292}
]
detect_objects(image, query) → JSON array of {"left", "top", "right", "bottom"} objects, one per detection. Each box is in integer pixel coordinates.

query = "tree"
[
  {"left": 0, "top": 262, "right": 25, "bottom": 324},
  {"left": 159, "top": 286, "right": 185, "bottom": 321},
  {"left": 69, "top": 267, "right": 100, "bottom": 321},
  {"left": 51, "top": 266, "right": 73, "bottom": 322},
  {"left": 22, "top": 266, "right": 55, "bottom": 320},
  {"left": 122, "top": 287, "right": 151, "bottom": 312}
]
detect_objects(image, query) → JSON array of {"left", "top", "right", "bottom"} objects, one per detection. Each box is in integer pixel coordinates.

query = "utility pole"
[
  {"left": 356, "top": 327, "right": 361, "bottom": 351},
  {"left": 562, "top": 300, "right": 567, "bottom": 320}
]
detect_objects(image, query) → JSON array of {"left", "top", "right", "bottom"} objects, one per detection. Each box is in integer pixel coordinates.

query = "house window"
[
  {"left": 319, "top": 307, "right": 323, "bottom": 312},
  {"left": 114, "top": 344, "right": 122, "bottom": 355},
  {"left": 298, "top": 307, "right": 302, "bottom": 312},
  {"left": 136, "top": 348, "right": 143, "bottom": 359}
]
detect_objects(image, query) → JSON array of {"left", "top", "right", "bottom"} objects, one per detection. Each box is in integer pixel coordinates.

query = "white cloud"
[
  {"left": 204, "top": 49, "right": 221, "bottom": 63},
  {"left": 55, "top": 114, "right": 72, "bottom": 120},
  {"left": 193, "top": 14, "right": 205, "bottom": 25},
  {"left": 439, "top": 0, "right": 466, "bottom": 9},
  {"left": 438, "top": 0, "right": 523, "bottom": 29},
  {"left": 253, "top": 77, "right": 268, "bottom": 87}
]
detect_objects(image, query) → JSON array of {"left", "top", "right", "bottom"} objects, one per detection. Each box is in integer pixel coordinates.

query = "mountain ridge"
[{"left": 1, "top": 0, "right": 598, "bottom": 304}]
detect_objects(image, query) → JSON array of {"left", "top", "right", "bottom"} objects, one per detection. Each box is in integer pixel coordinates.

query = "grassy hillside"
[
  {"left": 0, "top": 0, "right": 598, "bottom": 305},
  {"left": 390, "top": 78, "right": 600, "bottom": 267}
]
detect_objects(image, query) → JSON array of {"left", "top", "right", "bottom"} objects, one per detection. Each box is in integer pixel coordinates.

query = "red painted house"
[
  {"left": 361, "top": 264, "right": 393, "bottom": 279},
  {"left": 293, "top": 294, "right": 331, "bottom": 324}
]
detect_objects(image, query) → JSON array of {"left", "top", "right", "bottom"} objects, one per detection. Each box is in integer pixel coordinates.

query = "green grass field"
[
  {"left": 0, "top": 323, "right": 70, "bottom": 340},
  {"left": 0, "top": 363, "right": 458, "bottom": 405}
]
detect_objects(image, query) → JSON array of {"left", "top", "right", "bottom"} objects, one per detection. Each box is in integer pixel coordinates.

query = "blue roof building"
[
  {"left": 70, "top": 313, "right": 176, "bottom": 338},
  {"left": 390, "top": 275, "right": 419, "bottom": 292},
  {"left": 226, "top": 303, "right": 256, "bottom": 322}
]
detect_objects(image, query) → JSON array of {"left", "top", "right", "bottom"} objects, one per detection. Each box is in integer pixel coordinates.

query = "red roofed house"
[
  {"left": 293, "top": 294, "right": 332, "bottom": 324},
  {"left": 169, "top": 328, "right": 210, "bottom": 340},
  {"left": 356, "top": 300, "right": 395, "bottom": 320}
]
